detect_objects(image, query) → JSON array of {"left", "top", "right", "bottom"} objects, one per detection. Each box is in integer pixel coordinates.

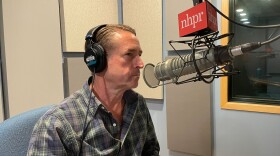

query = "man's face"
[{"left": 103, "top": 30, "right": 144, "bottom": 90}]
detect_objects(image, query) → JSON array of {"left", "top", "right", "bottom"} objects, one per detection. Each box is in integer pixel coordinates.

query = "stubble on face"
[{"left": 103, "top": 30, "right": 142, "bottom": 90}]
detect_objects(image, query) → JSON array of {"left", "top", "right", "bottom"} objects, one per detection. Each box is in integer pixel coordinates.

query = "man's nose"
[{"left": 136, "top": 56, "right": 144, "bottom": 69}]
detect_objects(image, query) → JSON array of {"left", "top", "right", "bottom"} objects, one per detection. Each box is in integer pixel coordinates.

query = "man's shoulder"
[{"left": 40, "top": 89, "right": 88, "bottom": 122}]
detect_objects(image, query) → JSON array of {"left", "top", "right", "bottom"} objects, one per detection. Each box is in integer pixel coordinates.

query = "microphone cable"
[
  {"left": 79, "top": 69, "right": 96, "bottom": 156},
  {"left": 261, "top": 34, "right": 280, "bottom": 45}
]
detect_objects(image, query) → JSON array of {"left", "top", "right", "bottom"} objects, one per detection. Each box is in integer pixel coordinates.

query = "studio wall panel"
[
  {"left": 123, "top": 0, "right": 163, "bottom": 99},
  {"left": 1, "top": 0, "right": 64, "bottom": 117},
  {"left": 166, "top": 56, "right": 212, "bottom": 156},
  {"left": 60, "top": 0, "right": 118, "bottom": 52},
  {"left": 166, "top": 0, "right": 194, "bottom": 51},
  {"left": 64, "top": 57, "right": 91, "bottom": 96}
]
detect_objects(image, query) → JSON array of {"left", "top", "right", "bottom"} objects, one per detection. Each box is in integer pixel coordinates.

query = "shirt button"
[{"left": 113, "top": 123, "right": 117, "bottom": 127}]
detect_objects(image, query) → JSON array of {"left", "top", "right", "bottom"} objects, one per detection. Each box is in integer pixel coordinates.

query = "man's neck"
[{"left": 91, "top": 78, "right": 126, "bottom": 123}]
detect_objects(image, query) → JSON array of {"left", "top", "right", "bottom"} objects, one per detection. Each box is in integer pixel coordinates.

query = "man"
[{"left": 27, "top": 24, "right": 160, "bottom": 155}]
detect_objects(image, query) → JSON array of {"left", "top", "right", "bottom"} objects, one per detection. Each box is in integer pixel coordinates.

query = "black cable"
[
  {"left": 261, "top": 34, "right": 280, "bottom": 45},
  {"left": 206, "top": 0, "right": 280, "bottom": 29},
  {"left": 79, "top": 69, "right": 96, "bottom": 156}
]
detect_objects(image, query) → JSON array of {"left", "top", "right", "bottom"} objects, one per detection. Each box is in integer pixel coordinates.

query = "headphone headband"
[{"left": 85, "top": 24, "right": 107, "bottom": 42}]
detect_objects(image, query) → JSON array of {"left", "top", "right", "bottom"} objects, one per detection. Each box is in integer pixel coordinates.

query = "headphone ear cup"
[
  {"left": 84, "top": 42, "right": 106, "bottom": 73},
  {"left": 84, "top": 25, "right": 107, "bottom": 73},
  {"left": 92, "top": 43, "right": 106, "bottom": 73}
]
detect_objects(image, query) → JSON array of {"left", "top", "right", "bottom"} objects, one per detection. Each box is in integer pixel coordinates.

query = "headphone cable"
[{"left": 79, "top": 69, "right": 95, "bottom": 155}]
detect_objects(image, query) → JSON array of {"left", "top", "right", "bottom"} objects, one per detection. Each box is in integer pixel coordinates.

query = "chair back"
[{"left": 0, "top": 105, "right": 53, "bottom": 156}]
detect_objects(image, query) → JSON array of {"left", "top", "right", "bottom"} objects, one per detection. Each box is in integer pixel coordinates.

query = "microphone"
[{"left": 143, "top": 42, "right": 261, "bottom": 88}]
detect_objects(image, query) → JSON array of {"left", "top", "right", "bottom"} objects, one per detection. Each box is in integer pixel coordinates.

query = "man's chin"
[
  {"left": 130, "top": 82, "right": 139, "bottom": 89},
  {"left": 132, "top": 84, "right": 138, "bottom": 89}
]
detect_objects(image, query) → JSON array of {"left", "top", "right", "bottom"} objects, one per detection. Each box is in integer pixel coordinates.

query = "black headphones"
[{"left": 84, "top": 24, "right": 107, "bottom": 73}]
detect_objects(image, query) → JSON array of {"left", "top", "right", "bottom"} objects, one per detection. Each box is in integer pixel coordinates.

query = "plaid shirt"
[{"left": 27, "top": 77, "right": 160, "bottom": 156}]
